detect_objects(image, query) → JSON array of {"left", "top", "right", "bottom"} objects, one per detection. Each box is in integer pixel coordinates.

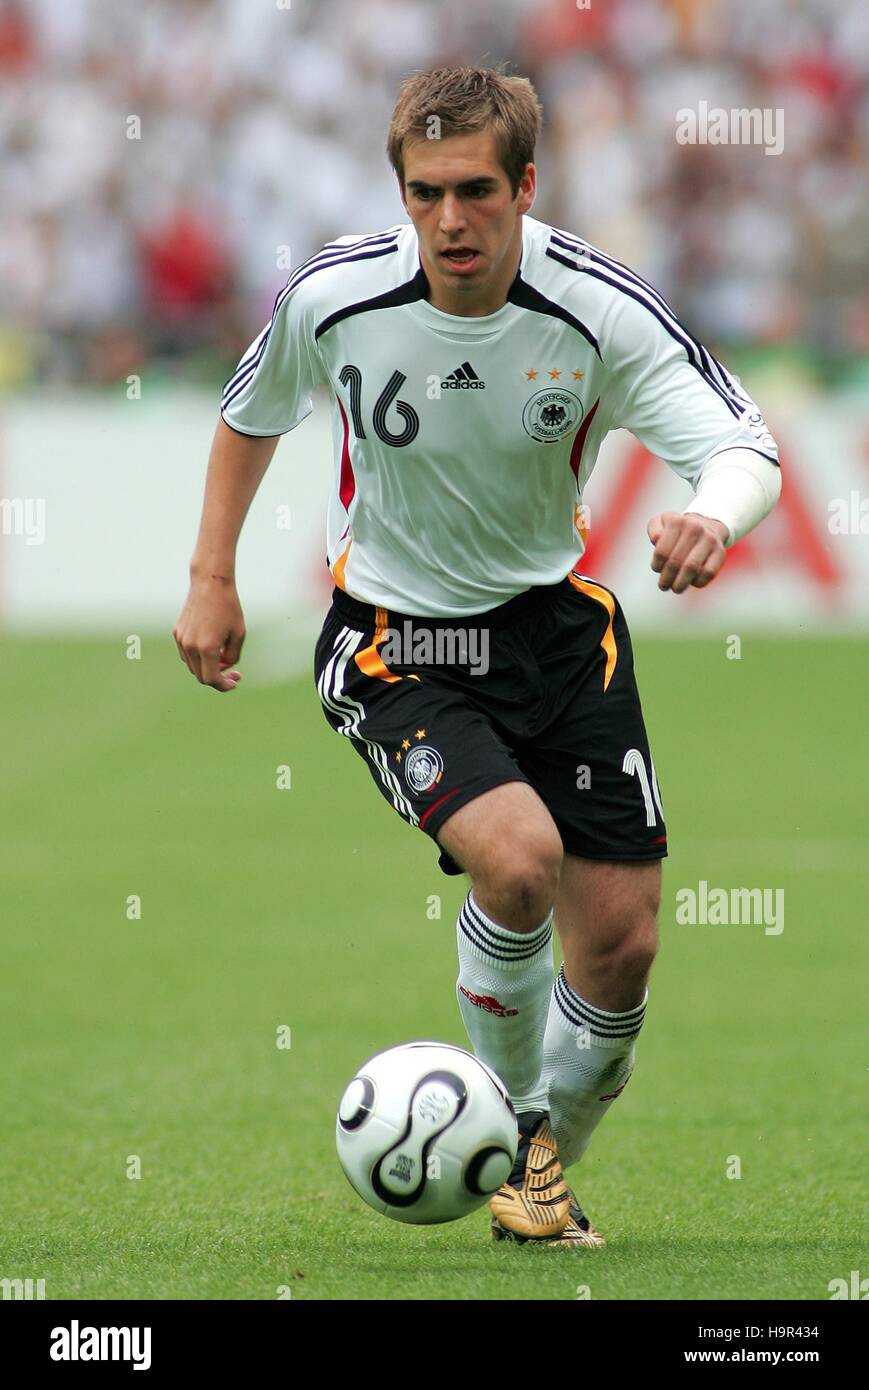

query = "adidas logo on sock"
[
  {"left": 459, "top": 986, "right": 518, "bottom": 1016},
  {"left": 441, "top": 361, "right": 486, "bottom": 390}
]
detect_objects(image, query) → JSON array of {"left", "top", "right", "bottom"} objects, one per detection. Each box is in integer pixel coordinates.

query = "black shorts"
[{"left": 313, "top": 573, "right": 667, "bottom": 876}]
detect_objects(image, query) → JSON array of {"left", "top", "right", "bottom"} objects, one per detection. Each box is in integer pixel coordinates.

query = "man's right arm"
[
  {"left": 173, "top": 416, "right": 280, "bottom": 692},
  {"left": 176, "top": 265, "right": 323, "bottom": 688}
]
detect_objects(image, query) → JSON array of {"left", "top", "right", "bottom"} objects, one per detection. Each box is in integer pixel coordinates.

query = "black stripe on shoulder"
[
  {"left": 288, "top": 243, "right": 400, "bottom": 299},
  {"left": 319, "top": 229, "right": 404, "bottom": 254},
  {"left": 547, "top": 248, "right": 743, "bottom": 420},
  {"left": 508, "top": 274, "right": 602, "bottom": 359},
  {"left": 551, "top": 231, "right": 751, "bottom": 408},
  {"left": 315, "top": 268, "right": 428, "bottom": 340},
  {"left": 280, "top": 234, "right": 401, "bottom": 302}
]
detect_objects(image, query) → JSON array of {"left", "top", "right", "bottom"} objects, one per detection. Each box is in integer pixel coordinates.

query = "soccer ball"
[{"left": 336, "top": 1041, "right": 518, "bottom": 1224}]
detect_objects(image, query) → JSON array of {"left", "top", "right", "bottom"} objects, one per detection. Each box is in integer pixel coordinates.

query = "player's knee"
[
  {"left": 595, "top": 915, "right": 658, "bottom": 988},
  {"left": 601, "top": 872, "right": 659, "bottom": 956},
  {"left": 500, "top": 827, "right": 563, "bottom": 906},
  {"left": 475, "top": 831, "right": 562, "bottom": 930},
  {"left": 617, "top": 922, "right": 659, "bottom": 983}
]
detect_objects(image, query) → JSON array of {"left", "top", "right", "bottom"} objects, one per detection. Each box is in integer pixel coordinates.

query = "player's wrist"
[{"left": 189, "top": 556, "right": 237, "bottom": 584}]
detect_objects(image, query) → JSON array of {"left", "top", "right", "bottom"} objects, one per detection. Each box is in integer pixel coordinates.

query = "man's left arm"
[
  {"left": 648, "top": 445, "right": 782, "bottom": 593},
  {"left": 602, "top": 291, "right": 782, "bottom": 593}
]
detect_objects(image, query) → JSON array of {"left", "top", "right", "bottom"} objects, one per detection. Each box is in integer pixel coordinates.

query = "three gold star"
[
  {"left": 525, "top": 368, "right": 584, "bottom": 381},
  {"left": 397, "top": 731, "right": 426, "bottom": 761}
]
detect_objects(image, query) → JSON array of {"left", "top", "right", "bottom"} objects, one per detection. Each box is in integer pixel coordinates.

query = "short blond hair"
[{"left": 387, "top": 65, "right": 542, "bottom": 197}]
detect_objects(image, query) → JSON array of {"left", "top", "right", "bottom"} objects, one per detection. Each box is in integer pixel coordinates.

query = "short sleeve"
[
  {"left": 603, "top": 290, "right": 779, "bottom": 488},
  {"left": 220, "top": 278, "right": 325, "bottom": 437}
]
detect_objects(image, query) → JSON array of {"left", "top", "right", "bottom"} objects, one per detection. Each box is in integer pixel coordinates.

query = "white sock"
[
  {"left": 455, "top": 890, "right": 554, "bottom": 1114},
  {"left": 542, "top": 965, "right": 647, "bottom": 1169}
]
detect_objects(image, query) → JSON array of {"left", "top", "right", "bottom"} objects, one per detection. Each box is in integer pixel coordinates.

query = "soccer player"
[{"left": 174, "top": 67, "right": 781, "bottom": 1248}]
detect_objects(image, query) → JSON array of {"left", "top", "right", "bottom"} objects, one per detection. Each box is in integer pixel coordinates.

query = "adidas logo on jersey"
[{"left": 441, "top": 361, "right": 486, "bottom": 389}]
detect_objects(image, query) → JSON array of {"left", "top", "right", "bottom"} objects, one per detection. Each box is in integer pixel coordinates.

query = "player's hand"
[
  {"left": 173, "top": 573, "right": 246, "bottom": 691},
  {"left": 646, "top": 512, "right": 730, "bottom": 593}
]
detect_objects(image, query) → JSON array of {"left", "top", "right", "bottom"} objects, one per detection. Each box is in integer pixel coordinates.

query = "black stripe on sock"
[
  {"left": 554, "top": 970, "right": 646, "bottom": 1037},
  {"left": 459, "top": 901, "right": 551, "bottom": 962}
]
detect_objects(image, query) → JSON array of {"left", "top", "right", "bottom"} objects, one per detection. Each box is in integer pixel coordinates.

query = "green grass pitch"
[{"left": 1, "top": 631, "right": 866, "bottom": 1300}]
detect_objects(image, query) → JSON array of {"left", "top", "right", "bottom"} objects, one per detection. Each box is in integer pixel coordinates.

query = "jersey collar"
[{"left": 409, "top": 224, "right": 527, "bottom": 336}]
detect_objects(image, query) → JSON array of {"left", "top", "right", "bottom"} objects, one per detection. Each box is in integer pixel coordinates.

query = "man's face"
[{"left": 400, "top": 129, "right": 536, "bottom": 315}]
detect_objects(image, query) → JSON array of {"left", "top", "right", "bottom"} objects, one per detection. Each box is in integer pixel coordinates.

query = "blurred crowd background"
[{"left": 1, "top": 0, "right": 867, "bottom": 390}]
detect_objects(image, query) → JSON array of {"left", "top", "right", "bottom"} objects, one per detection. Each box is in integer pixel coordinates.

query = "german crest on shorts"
[{"left": 404, "top": 746, "right": 444, "bottom": 793}]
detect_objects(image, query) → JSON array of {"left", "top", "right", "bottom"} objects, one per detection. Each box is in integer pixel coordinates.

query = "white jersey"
[{"left": 221, "top": 215, "right": 778, "bottom": 617}]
